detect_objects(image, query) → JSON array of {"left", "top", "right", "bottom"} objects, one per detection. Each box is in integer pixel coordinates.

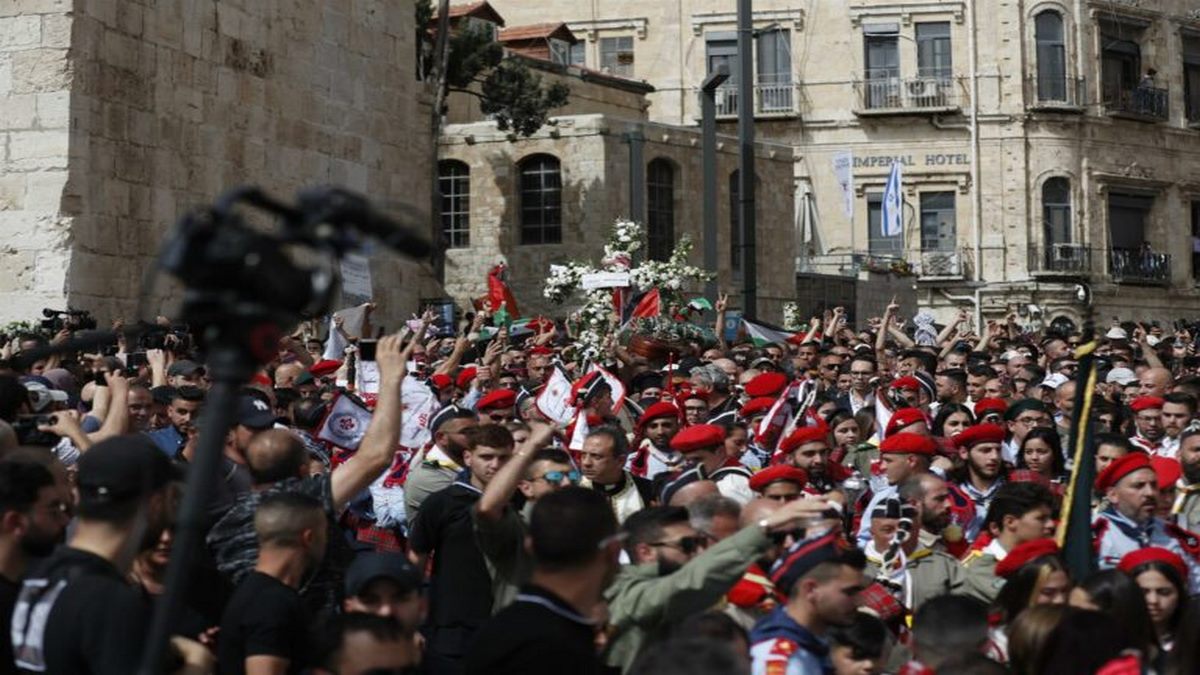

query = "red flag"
[
  {"left": 485, "top": 264, "right": 519, "bottom": 318},
  {"left": 630, "top": 288, "right": 661, "bottom": 319}
]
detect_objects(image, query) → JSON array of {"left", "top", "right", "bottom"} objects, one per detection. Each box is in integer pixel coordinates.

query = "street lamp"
[{"left": 701, "top": 65, "right": 730, "bottom": 308}]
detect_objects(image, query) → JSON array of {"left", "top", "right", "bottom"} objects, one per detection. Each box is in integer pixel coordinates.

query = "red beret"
[
  {"left": 879, "top": 432, "right": 936, "bottom": 455},
  {"left": 529, "top": 345, "right": 554, "bottom": 356},
  {"left": 250, "top": 373, "right": 272, "bottom": 387},
  {"left": 477, "top": 389, "right": 516, "bottom": 411},
  {"left": 430, "top": 374, "right": 452, "bottom": 390},
  {"left": 885, "top": 408, "right": 927, "bottom": 437},
  {"left": 779, "top": 425, "right": 830, "bottom": 453},
  {"left": 749, "top": 465, "right": 808, "bottom": 492},
  {"left": 1151, "top": 456, "right": 1182, "bottom": 491},
  {"left": 974, "top": 398, "right": 1008, "bottom": 417},
  {"left": 1118, "top": 547, "right": 1188, "bottom": 581},
  {"left": 309, "top": 359, "right": 343, "bottom": 377},
  {"left": 745, "top": 372, "right": 787, "bottom": 398},
  {"left": 890, "top": 376, "right": 921, "bottom": 391},
  {"left": 739, "top": 397, "right": 776, "bottom": 419},
  {"left": 1131, "top": 396, "right": 1165, "bottom": 413},
  {"left": 638, "top": 401, "right": 681, "bottom": 429},
  {"left": 669, "top": 423, "right": 726, "bottom": 453},
  {"left": 952, "top": 424, "right": 1006, "bottom": 449},
  {"left": 456, "top": 367, "right": 478, "bottom": 390},
  {"left": 1095, "top": 452, "right": 1153, "bottom": 492},
  {"left": 1007, "top": 469, "right": 1052, "bottom": 487},
  {"left": 994, "top": 538, "right": 1060, "bottom": 578}
]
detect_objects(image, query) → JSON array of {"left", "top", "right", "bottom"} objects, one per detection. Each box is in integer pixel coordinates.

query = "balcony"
[
  {"left": 1110, "top": 248, "right": 1171, "bottom": 285},
  {"left": 917, "top": 248, "right": 969, "bottom": 280},
  {"left": 1029, "top": 243, "right": 1092, "bottom": 276},
  {"left": 853, "top": 75, "right": 966, "bottom": 116},
  {"left": 1026, "top": 76, "right": 1086, "bottom": 112},
  {"left": 1104, "top": 85, "right": 1169, "bottom": 121},
  {"left": 713, "top": 83, "right": 799, "bottom": 119}
]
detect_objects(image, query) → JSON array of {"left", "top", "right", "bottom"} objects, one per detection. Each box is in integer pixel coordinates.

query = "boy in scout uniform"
[{"left": 960, "top": 482, "right": 1057, "bottom": 603}]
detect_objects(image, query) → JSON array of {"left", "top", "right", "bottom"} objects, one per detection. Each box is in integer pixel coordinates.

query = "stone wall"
[{"left": 0, "top": 0, "right": 442, "bottom": 326}]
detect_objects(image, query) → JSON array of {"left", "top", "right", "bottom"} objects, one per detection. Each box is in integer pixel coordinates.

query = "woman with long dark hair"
[
  {"left": 1068, "top": 569, "right": 1157, "bottom": 661},
  {"left": 1015, "top": 427, "right": 1066, "bottom": 482},
  {"left": 932, "top": 403, "right": 974, "bottom": 439},
  {"left": 1119, "top": 548, "right": 1190, "bottom": 654}
]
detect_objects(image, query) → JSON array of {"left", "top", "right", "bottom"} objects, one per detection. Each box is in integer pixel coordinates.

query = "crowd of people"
[{"left": 0, "top": 300, "right": 1198, "bottom": 675}]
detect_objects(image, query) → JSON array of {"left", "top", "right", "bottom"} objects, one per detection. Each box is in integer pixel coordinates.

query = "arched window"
[
  {"left": 729, "top": 171, "right": 741, "bottom": 272},
  {"left": 1035, "top": 11, "right": 1066, "bottom": 102},
  {"left": 646, "top": 159, "right": 675, "bottom": 261},
  {"left": 1042, "top": 177, "right": 1071, "bottom": 246},
  {"left": 519, "top": 154, "right": 562, "bottom": 245},
  {"left": 438, "top": 160, "right": 470, "bottom": 248}
]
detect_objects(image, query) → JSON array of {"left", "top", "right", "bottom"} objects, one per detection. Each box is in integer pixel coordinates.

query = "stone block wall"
[{"left": 0, "top": 0, "right": 442, "bottom": 326}]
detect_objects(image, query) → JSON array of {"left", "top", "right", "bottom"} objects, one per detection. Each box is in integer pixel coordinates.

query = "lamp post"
[
  {"left": 701, "top": 65, "right": 730, "bottom": 308},
  {"left": 737, "top": 0, "right": 757, "bottom": 318}
]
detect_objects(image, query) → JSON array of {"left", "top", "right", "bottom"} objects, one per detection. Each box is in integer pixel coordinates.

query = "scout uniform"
[{"left": 662, "top": 424, "right": 754, "bottom": 504}]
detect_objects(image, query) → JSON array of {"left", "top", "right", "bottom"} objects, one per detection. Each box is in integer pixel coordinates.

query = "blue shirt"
[{"left": 144, "top": 426, "right": 184, "bottom": 458}]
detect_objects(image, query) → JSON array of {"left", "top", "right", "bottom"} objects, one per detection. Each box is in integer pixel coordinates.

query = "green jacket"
[
  {"left": 864, "top": 549, "right": 967, "bottom": 611},
  {"left": 603, "top": 525, "right": 770, "bottom": 672},
  {"left": 960, "top": 549, "right": 1005, "bottom": 604}
]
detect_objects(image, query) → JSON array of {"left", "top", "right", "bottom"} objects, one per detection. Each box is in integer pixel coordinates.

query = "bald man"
[
  {"left": 1140, "top": 367, "right": 1174, "bottom": 399},
  {"left": 274, "top": 362, "right": 306, "bottom": 390},
  {"left": 667, "top": 479, "right": 720, "bottom": 507}
]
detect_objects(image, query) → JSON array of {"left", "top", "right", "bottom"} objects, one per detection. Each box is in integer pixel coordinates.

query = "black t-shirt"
[
  {"left": 464, "top": 585, "right": 611, "bottom": 675},
  {"left": 11, "top": 547, "right": 149, "bottom": 675},
  {"left": 216, "top": 571, "right": 311, "bottom": 675},
  {"left": 409, "top": 481, "right": 493, "bottom": 630},
  {"left": 0, "top": 574, "right": 19, "bottom": 675}
]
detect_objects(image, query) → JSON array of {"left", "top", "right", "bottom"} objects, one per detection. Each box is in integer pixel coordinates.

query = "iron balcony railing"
[
  {"left": 854, "top": 74, "right": 966, "bottom": 113},
  {"left": 714, "top": 83, "right": 798, "bottom": 118},
  {"left": 1027, "top": 75, "right": 1086, "bottom": 109},
  {"left": 1104, "top": 84, "right": 1169, "bottom": 121},
  {"left": 1029, "top": 243, "right": 1092, "bottom": 275},
  {"left": 1110, "top": 248, "right": 1171, "bottom": 285}
]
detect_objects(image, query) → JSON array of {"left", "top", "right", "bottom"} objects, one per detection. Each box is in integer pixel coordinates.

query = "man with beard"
[
  {"left": 1173, "top": 426, "right": 1200, "bottom": 532},
  {"left": 952, "top": 424, "right": 1006, "bottom": 541},
  {"left": 217, "top": 492, "right": 327, "bottom": 675},
  {"left": 898, "top": 474, "right": 953, "bottom": 552},
  {"left": 126, "top": 383, "right": 155, "bottom": 432},
  {"left": 1094, "top": 452, "right": 1200, "bottom": 591},
  {"left": 404, "top": 405, "right": 479, "bottom": 529},
  {"left": 605, "top": 498, "right": 836, "bottom": 671},
  {"left": 0, "top": 456, "right": 70, "bottom": 675},
  {"left": 780, "top": 427, "right": 838, "bottom": 495},
  {"left": 1129, "top": 396, "right": 1167, "bottom": 454},
  {"left": 862, "top": 498, "right": 966, "bottom": 613},
  {"left": 629, "top": 402, "right": 684, "bottom": 480},
  {"left": 1159, "top": 393, "right": 1195, "bottom": 458},
  {"left": 749, "top": 531, "right": 868, "bottom": 674},
  {"left": 144, "top": 385, "right": 204, "bottom": 458},
  {"left": 660, "top": 424, "right": 753, "bottom": 505},
  {"left": 12, "top": 435, "right": 180, "bottom": 674}
]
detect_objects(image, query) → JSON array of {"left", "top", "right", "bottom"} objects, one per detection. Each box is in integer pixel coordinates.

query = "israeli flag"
[{"left": 881, "top": 160, "right": 904, "bottom": 237}]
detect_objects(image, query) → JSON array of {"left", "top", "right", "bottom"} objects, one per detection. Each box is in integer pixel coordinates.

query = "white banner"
[
  {"left": 340, "top": 253, "right": 373, "bottom": 303},
  {"left": 536, "top": 367, "right": 578, "bottom": 425},
  {"left": 581, "top": 271, "right": 631, "bottom": 290},
  {"left": 317, "top": 394, "right": 373, "bottom": 450},
  {"left": 832, "top": 150, "right": 855, "bottom": 220},
  {"left": 401, "top": 377, "right": 438, "bottom": 448},
  {"left": 590, "top": 364, "right": 626, "bottom": 412}
]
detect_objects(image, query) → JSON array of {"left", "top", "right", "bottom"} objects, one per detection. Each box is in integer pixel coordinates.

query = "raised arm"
[{"left": 475, "top": 421, "right": 557, "bottom": 521}]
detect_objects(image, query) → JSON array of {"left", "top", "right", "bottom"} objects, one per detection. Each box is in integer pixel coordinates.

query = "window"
[
  {"left": 868, "top": 193, "right": 903, "bottom": 256},
  {"left": 1100, "top": 26, "right": 1141, "bottom": 105},
  {"left": 438, "top": 160, "right": 470, "bottom": 248},
  {"left": 549, "top": 39, "right": 570, "bottom": 65},
  {"left": 730, "top": 171, "right": 741, "bottom": 271},
  {"left": 863, "top": 23, "right": 900, "bottom": 107},
  {"left": 1035, "top": 11, "right": 1067, "bottom": 101},
  {"left": 519, "top": 155, "right": 562, "bottom": 245},
  {"left": 916, "top": 22, "right": 952, "bottom": 80},
  {"left": 600, "top": 36, "right": 634, "bottom": 77},
  {"left": 569, "top": 41, "right": 586, "bottom": 67},
  {"left": 1107, "top": 193, "right": 1152, "bottom": 251},
  {"left": 707, "top": 34, "right": 739, "bottom": 84},
  {"left": 919, "top": 192, "right": 956, "bottom": 252},
  {"left": 1185, "top": 35, "right": 1200, "bottom": 123},
  {"left": 646, "top": 159, "right": 675, "bottom": 261},
  {"left": 756, "top": 28, "right": 793, "bottom": 111},
  {"left": 1042, "top": 178, "right": 1071, "bottom": 247}
]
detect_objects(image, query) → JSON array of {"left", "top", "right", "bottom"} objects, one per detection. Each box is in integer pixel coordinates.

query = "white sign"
[
  {"left": 341, "top": 253, "right": 373, "bottom": 302},
  {"left": 356, "top": 360, "right": 380, "bottom": 394},
  {"left": 581, "top": 271, "right": 631, "bottom": 290},
  {"left": 401, "top": 377, "right": 438, "bottom": 448},
  {"left": 832, "top": 150, "right": 855, "bottom": 220},
  {"left": 590, "top": 365, "right": 626, "bottom": 412},
  {"left": 536, "top": 367, "right": 578, "bottom": 425}
]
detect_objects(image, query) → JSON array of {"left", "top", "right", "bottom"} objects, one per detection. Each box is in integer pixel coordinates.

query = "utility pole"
[
  {"left": 701, "top": 66, "right": 730, "bottom": 306},
  {"left": 429, "top": 0, "right": 453, "bottom": 284},
  {"left": 737, "top": 0, "right": 757, "bottom": 318}
]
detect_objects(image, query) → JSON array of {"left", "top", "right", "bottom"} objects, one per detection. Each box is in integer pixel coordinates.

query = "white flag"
[
  {"left": 882, "top": 160, "right": 904, "bottom": 237},
  {"left": 317, "top": 394, "right": 373, "bottom": 450},
  {"left": 536, "top": 367, "right": 578, "bottom": 425},
  {"left": 832, "top": 151, "right": 854, "bottom": 220},
  {"left": 589, "top": 365, "right": 626, "bottom": 412},
  {"left": 568, "top": 409, "right": 590, "bottom": 451},
  {"left": 401, "top": 377, "right": 439, "bottom": 449}
]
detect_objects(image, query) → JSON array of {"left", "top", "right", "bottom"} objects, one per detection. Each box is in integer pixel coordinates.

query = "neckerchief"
[
  {"left": 1173, "top": 480, "right": 1200, "bottom": 515},
  {"left": 1101, "top": 507, "right": 1154, "bottom": 547}
]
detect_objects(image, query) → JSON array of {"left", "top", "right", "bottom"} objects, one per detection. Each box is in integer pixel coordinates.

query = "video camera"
[
  {"left": 138, "top": 324, "right": 194, "bottom": 354},
  {"left": 40, "top": 308, "right": 97, "bottom": 333}
]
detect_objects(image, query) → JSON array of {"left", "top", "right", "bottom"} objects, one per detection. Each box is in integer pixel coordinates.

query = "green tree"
[{"left": 417, "top": 0, "right": 569, "bottom": 137}]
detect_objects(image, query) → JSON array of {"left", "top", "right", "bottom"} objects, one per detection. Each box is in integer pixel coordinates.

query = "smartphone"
[
  {"left": 93, "top": 370, "right": 108, "bottom": 387},
  {"left": 358, "top": 340, "right": 378, "bottom": 361},
  {"left": 127, "top": 352, "right": 148, "bottom": 368}
]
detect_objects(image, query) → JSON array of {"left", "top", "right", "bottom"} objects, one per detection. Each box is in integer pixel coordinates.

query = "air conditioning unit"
[{"left": 907, "top": 78, "right": 941, "bottom": 100}]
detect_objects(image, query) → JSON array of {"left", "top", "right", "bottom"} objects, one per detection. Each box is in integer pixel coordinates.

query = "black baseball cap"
[
  {"left": 345, "top": 553, "right": 423, "bottom": 597},
  {"left": 237, "top": 395, "right": 276, "bottom": 429},
  {"left": 167, "top": 360, "right": 206, "bottom": 378},
  {"left": 77, "top": 435, "right": 179, "bottom": 504}
]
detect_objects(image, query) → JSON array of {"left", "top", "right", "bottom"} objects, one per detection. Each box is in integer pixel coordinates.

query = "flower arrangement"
[
  {"left": 782, "top": 302, "right": 804, "bottom": 331},
  {"left": 546, "top": 219, "right": 714, "bottom": 360}
]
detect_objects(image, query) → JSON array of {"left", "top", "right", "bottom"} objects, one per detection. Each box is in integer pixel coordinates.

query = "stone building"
[
  {"left": 0, "top": 0, "right": 441, "bottom": 324},
  {"left": 438, "top": 24, "right": 796, "bottom": 319},
  {"left": 487, "top": 0, "right": 1200, "bottom": 325}
]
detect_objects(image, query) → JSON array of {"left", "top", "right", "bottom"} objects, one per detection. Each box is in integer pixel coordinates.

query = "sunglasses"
[
  {"left": 536, "top": 470, "right": 581, "bottom": 485},
  {"left": 650, "top": 536, "right": 706, "bottom": 555}
]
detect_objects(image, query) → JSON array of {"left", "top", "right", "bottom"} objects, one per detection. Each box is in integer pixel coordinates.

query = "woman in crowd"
[
  {"left": 1119, "top": 548, "right": 1190, "bottom": 657},
  {"left": 1015, "top": 427, "right": 1067, "bottom": 483},
  {"left": 932, "top": 403, "right": 974, "bottom": 440},
  {"left": 1006, "top": 604, "right": 1070, "bottom": 675},
  {"left": 1068, "top": 569, "right": 1157, "bottom": 662}
]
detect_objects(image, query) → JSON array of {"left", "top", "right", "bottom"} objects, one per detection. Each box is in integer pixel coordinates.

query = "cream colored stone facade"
[
  {"left": 489, "top": 0, "right": 1200, "bottom": 325},
  {"left": 440, "top": 63, "right": 797, "bottom": 320},
  {"left": 0, "top": 0, "right": 441, "bottom": 325}
]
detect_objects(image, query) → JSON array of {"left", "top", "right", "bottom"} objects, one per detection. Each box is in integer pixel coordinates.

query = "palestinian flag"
[
  {"left": 742, "top": 318, "right": 798, "bottom": 347},
  {"left": 482, "top": 263, "right": 519, "bottom": 320},
  {"left": 620, "top": 288, "right": 661, "bottom": 324}
]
